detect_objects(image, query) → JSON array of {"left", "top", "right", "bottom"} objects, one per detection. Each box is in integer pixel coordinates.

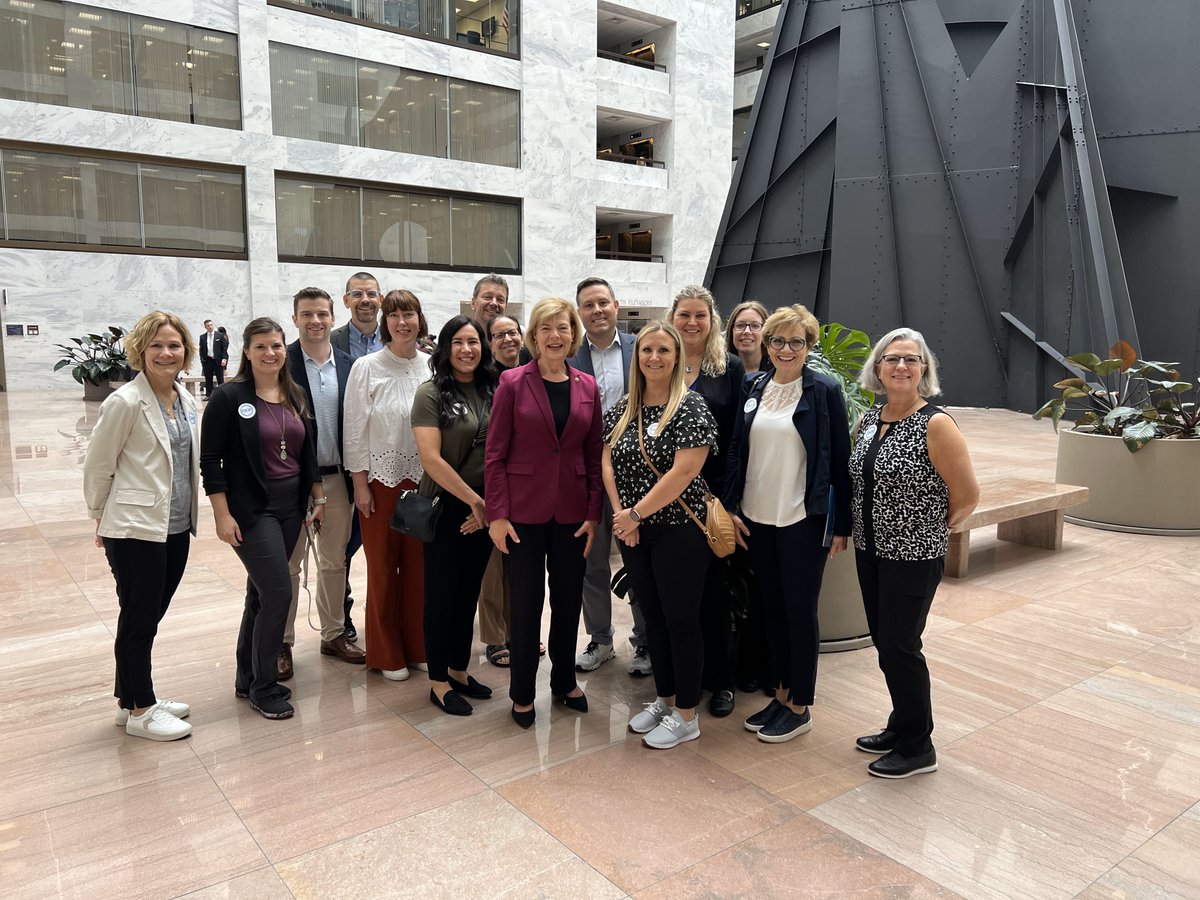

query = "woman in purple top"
[{"left": 201, "top": 318, "right": 323, "bottom": 720}]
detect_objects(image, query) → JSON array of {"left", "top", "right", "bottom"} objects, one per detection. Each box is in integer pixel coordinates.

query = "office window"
[
  {"left": 0, "top": 1, "right": 240, "bottom": 128},
  {"left": 276, "top": 175, "right": 519, "bottom": 272},
  {"left": 270, "top": 44, "right": 358, "bottom": 145},
  {"left": 0, "top": 146, "right": 245, "bottom": 256},
  {"left": 359, "top": 63, "right": 447, "bottom": 157},
  {"left": 448, "top": 80, "right": 518, "bottom": 167}
]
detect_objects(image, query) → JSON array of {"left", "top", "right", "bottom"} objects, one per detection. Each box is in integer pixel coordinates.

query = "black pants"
[
  {"left": 734, "top": 546, "right": 772, "bottom": 687},
  {"left": 620, "top": 522, "right": 710, "bottom": 709},
  {"left": 201, "top": 356, "right": 224, "bottom": 395},
  {"left": 700, "top": 555, "right": 735, "bottom": 692},
  {"left": 423, "top": 493, "right": 493, "bottom": 683},
  {"left": 234, "top": 477, "right": 303, "bottom": 703},
  {"left": 856, "top": 550, "right": 944, "bottom": 756},
  {"left": 746, "top": 515, "right": 828, "bottom": 706},
  {"left": 105, "top": 531, "right": 191, "bottom": 710},
  {"left": 507, "top": 520, "right": 587, "bottom": 705}
]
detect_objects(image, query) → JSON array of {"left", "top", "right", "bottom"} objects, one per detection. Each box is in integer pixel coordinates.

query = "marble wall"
[{"left": 0, "top": 0, "right": 733, "bottom": 389}]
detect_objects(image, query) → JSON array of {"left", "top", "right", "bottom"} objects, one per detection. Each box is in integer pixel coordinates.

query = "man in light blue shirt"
[{"left": 331, "top": 271, "right": 383, "bottom": 359}]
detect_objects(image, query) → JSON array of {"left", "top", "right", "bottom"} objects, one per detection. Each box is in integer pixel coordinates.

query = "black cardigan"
[{"left": 200, "top": 379, "right": 319, "bottom": 529}]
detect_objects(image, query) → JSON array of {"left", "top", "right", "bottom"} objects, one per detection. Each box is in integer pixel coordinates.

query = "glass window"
[
  {"left": 454, "top": 0, "right": 516, "bottom": 54},
  {"left": 270, "top": 44, "right": 358, "bottom": 145},
  {"left": 362, "top": 188, "right": 450, "bottom": 265},
  {"left": 733, "top": 107, "right": 751, "bottom": 160},
  {"left": 275, "top": 177, "right": 362, "bottom": 260},
  {"left": 274, "top": 1, "right": 516, "bottom": 55},
  {"left": 359, "top": 63, "right": 446, "bottom": 157},
  {"left": 448, "top": 80, "right": 518, "bottom": 167},
  {"left": 187, "top": 29, "right": 241, "bottom": 129},
  {"left": 451, "top": 198, "right": 518, "bottom": 269},
  {"left": 140, "top": 164, "right": 244, "bottom": 253}
]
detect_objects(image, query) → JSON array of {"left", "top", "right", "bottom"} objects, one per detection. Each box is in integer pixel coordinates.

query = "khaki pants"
[{"left": 287, "top": 473, "right": 353, "bottom": 643}]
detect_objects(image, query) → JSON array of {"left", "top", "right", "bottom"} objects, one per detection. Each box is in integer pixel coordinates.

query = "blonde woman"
[
  {"left": 84, "top": 311, "right": 199, "bottom": 741},
  {"left": 603, "top": 322, "right": 718, "bottom": 749},
  {"left": 725, "top": 300, "right": 770, "bottom": 375}
]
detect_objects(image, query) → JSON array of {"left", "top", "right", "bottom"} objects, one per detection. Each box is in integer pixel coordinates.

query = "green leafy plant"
[
  {"left": 53, "top": 326, "right": 130, "bottom": 386},
  {"left": 1033, "top": 339, "right": 1200, "bottom": 452},
  {"left": 806, "top": 322, "right": 875, "bottom": 430}
]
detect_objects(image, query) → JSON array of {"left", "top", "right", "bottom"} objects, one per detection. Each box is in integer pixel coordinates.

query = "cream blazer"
[{"left": 83, "top": 374, "right": 200, "bottom": 541}]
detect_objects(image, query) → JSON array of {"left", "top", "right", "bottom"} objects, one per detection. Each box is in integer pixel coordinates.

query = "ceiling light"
[{"left": 756, "top": 41, "right": 770, "bottom": 48}]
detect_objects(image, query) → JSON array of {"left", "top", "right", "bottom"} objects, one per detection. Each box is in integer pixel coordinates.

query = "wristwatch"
[{"left": 629, "top": 508, "right": 642, "bottom": 523}]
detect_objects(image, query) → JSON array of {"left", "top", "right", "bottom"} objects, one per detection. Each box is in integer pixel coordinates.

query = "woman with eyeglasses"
[
  {"left": 723, "top": 304, "right": 852, "bottom": 743},
  {"left": 725, "top": 301, "right": 770, "bottom": 375},
  {"left": 849, "top": 328, "right": 978, "bottom": 778}
]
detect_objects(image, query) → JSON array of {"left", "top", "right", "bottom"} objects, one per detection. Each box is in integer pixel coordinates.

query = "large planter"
[
  {"left": 818, "top": 544, "right": 872, "bottom": 652},
  {"left": 82, "top": 380, "right": 116, "bottom": 401},
  {"left": 1055, "top": 428, "right": 1200, "bottom": 534}
]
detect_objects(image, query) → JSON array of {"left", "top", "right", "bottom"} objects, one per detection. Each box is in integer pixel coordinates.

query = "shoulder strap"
[{"left": 636, "top": 407, "right": 712, "bottom": 537}]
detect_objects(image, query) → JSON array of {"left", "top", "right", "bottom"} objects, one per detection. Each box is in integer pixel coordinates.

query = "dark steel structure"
[{"left": 708, "top": 0, "right": 1200, "bottom": 409}]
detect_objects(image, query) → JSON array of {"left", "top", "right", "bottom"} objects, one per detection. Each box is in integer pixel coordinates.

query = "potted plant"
[
  {"left": 54, "top": 326, "right": 131, "bottom": 401},
  {"left": 1034, "top": 339, "right": 1200, "bottom": 533}
]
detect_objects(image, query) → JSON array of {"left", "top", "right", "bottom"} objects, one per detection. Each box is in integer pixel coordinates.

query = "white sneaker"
[
  {"left": 382, "top": 668, "right": 410, "bottom": 681},
  {"left": 575, "top": 641, "right": 616, "bottom": 672},
  {"left": 628, "top": 697, "right": 673, "bottom": 734},
  {"left": 410, "top": 663, "right": 429, "bottom": 672},
  {"left": 115, "top": 699, "right": 190, "bottom": 726},
  {"left": 125, "top": 704, "right": 192, "bottom": 742},
  {"left": 642, "top": 710, "right": 700, "bottom": 750},
  {"left": 627, "top": 645, "right": 653, "bottom": 677}
]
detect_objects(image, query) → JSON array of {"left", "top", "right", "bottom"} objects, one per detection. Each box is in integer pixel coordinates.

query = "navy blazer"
[
  {"left": 287, "top": 339, "right": 353, "bottom": 490},
  {"left": 568, "top": 330, "right": 635, "bottom": 395},
  {"left": 484, "top": 360, "right": 603, "bottom": 525},
  {"left": 722, "top": 367, "right": 852, "bottom": 538},
  {"left": 200, "top": 380, "right": 319, "bottom": 530}
]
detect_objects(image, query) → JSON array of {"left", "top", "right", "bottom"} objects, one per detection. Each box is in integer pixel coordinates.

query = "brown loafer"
[
  {"left": 320, "top": 634, "right": 367, "bottom": 664},
  {"left": 277, "top": 644, "right": 294, "bottom": 680}
]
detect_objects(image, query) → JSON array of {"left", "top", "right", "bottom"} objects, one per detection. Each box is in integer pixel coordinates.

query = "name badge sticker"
[
  {"left": 744, "top": 398, "right": 758, "bottom": 413},
  {"left": 861, "top": 423, "right": 878, "bottom": 444},
  {"left": 646, "top": 421, "right": 659, "bottom": 438},
  {"left": 238, "top": 403, "right": 257, "bottom": 420},
  {"left": 187, "top": 411, "right": 198, "bottom": 426}
]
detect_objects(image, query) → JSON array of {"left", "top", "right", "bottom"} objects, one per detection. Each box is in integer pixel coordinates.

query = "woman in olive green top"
[{"left": 412, "top": 315, "right": 499, "bottom": 716}]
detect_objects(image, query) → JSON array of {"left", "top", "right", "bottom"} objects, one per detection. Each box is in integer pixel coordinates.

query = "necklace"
[{"left": 261, "top": 400, "right": 289, "bottom": 460}]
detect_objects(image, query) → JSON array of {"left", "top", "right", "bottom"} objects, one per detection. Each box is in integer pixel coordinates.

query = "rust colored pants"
[{"left": 360, "top": 480, "right": 425, "bottom": 670}]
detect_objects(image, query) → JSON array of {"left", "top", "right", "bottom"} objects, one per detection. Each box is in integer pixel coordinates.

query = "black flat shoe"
[
  {"left": 430, "top": 688, "right": 472, "bottom": 716},
  {"left": 855, "top": 730, "right": 898, "bottom": 754},
  {"left": 448, "top": 674, "right": 493, "bottom": 699},
  {"left": 511, "top": 704, "right": 536, "bottom": 729},
  {"left": 708, "top": 689, "right": 735, "bottom": 718},
  {"left": 554, "top": 691, "right": 588, "bottom": 713},
  {"left": 868, "top": 748, "right": 938, "bottom": 779}
]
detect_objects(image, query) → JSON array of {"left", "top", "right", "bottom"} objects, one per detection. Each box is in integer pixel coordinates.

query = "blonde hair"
[
  {"left": 724, "top": 300, "right": 769, "bottom": 352},
  {"left": 524, "top": 297, "right": 584, "bottom": 358},
  {"left": 607, "top": 322, "right": 688, "bottom": 446},
  {"left": 762, "top": 304, "right": 820, "bottom": 347},
  {"left": 859, "top": 327, "right": 942, "bottom": 397},
  {"left": 670, "top": 284, "right": 726, "bottom": 376},
  {"left": 125, "top": 311, "right": 196, "bottom": 372}
]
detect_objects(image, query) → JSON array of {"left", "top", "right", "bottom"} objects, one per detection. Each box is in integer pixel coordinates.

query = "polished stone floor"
[{"left": 1, "top": 393, "right": 1198, "bottom": 899}]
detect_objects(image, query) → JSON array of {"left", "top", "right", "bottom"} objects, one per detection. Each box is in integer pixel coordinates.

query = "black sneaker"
[
  {"left": 250, "top": 695, "right": 295, "bottom": 720},
  {"left": 743, "top": 698, "right": 784, "bottom": 733},
  {"left": 855, "top": 730, "right": 899, "bottom": 754},
  {"left": 757, "top": 707, "right": 812, "bottom": 743},
  {"left": 868, "top": 748, "right": 938, "bottom": 779}
]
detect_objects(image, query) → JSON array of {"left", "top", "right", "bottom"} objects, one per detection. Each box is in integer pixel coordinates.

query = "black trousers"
[
  {"left": 105, "top": 530, "right": 191, "bottom": 710},
  {"left": 507, "top": 520, "right": 587, "bottom": 706},
  {"left": 746, "top": 515, "right": 828, "bottom": 706},
  {"left": 201, "top": 356, "right": 224, "bottom": 395},
  {"left": 700, "top": 555, "right": 735, "bottom": 692},
  {"left": 423, "top": 493, "right": 493, "bottom": 683},
  {"left": 620, "top": 522, "right": 710, "bottom": 709},
  {"left": 734, "top": 545, "right": 772, "bottom": 687},
  {"left": 234, "top": 477, "right": 303, "bottom": 703},
  {"left": 856, "top": 550, "right": 944, "bottom": 756}
]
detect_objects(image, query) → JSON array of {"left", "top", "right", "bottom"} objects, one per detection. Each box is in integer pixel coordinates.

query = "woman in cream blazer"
[{"left": 83, "top": 311, "right": 200, "bottom": 742}]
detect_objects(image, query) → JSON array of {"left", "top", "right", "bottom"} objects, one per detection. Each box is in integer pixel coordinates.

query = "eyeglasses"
[
  {"left": 347, "top": 290, "right": 381, "bottom": 300},
  {"left": 880, "top": 354, "right": 924, "bottom": 367},
  {"left": 491, "top": 329, "right": 521, "bottom": 341},
  {"left": 766, "top": 336, "right": 809, "bottom": 351},
  {"left": 733, "top": 322, "right": 763, "bottom": 332}
]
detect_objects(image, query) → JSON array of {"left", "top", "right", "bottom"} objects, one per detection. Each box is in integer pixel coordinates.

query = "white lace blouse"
[{"left": 343, "top": 349, "right": 427, "bottom": 487}]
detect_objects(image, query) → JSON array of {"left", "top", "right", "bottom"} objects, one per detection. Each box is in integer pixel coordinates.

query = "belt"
[{"left": 318, "top": 465, "right": 342, "bottom": 476}]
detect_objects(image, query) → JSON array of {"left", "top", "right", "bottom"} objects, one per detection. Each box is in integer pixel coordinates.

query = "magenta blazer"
[{"left": 485, "top": 360, "right": 604, "bottom": 525}]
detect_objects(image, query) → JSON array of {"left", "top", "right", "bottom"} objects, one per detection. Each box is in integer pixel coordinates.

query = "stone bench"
[{"left": 946, "top": 477, "right": 1089, "bottom": 577}]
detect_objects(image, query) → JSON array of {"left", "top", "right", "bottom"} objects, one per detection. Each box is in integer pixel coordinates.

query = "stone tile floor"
[{"left": 1, "top": 393, "right": 1197, "bottom": 898}]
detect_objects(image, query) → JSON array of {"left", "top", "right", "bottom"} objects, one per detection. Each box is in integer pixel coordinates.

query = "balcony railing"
[
  {"left": 596, "top": 151, "right": 666, "bottom": 170},
  {"left": 596, "top": 49, "right": 667, "bottom": 72},
  {"left": 595, "top": 249, "right": 664, "bottom": 263},
  {"left": 737, "top": 0, "right": 782, "bottom": 19}
]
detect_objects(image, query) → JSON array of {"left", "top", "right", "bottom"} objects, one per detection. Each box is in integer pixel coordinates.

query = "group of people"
[{"left": 84, "top": 273, "right": 978, "bottom": 779}]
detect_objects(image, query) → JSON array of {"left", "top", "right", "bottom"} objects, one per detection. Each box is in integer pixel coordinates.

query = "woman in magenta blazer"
[{"left": 486, "top": 297, "right": 603, "bottom": 728}]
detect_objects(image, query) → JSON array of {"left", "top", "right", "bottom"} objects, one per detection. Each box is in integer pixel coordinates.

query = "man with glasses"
[
  {"left": 332, "top": 272, "right": 383, "bottom": 359},
  {"left": 567, "top": 277, "right": 651, "bottom": 676}
]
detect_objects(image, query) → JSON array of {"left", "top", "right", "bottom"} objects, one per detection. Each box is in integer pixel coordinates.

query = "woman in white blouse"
[
  {"left": 721, "top": 304, "right": 852, "bottom": 744},
  {"left": 343, "top": 289, "right": 430, "bottom": 680}
]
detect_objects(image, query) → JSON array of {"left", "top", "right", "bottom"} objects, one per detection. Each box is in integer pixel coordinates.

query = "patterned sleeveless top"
[{"left": 848, "top": 404, "right": 949, "bottom": 560}]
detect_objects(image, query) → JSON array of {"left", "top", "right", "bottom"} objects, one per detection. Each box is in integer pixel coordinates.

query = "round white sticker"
[
  {"left": 861, "top": 423, "right": 878, "bottom": 444},
  {"left": 744, "top": 398, "right": 758, "bottom": 413},
  {"left": 238, "top": 403, "right": 256, "bottom": 420},
  {"left": 646, "top": 421, "right": 659, "bottom": 438}
]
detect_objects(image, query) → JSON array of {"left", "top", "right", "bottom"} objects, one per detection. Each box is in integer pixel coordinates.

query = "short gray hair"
[{"left": 860, "top": 327, "right": 942, "bottom": 397}]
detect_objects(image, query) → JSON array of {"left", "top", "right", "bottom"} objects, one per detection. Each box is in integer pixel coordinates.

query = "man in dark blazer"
[
  {"left": 197, "top": 319, "right": 228, "bottom": 397},
  {"left": 566, "top": 277, "right": 649, "bottom": 677},
  {"left": 281, "top": 287, "right": 366, "bottom": 676}
]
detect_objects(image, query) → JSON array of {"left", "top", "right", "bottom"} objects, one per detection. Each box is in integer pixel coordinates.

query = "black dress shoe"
[
  {"left": 511, "top": 704, "right": 536, "bottom": 728},
  {"left": 736, "top": 677, "right": 760, "bottom": 694},
  {"left": 868, "top": 748, "right": 938, "bottom": 779},
  {"left": 554, "top": 691, "right": 588, "bottom": 712},
  {"left": 344, "top": 617, "right": 357, "bottom": 644},
  {"left": 708, "top": 689, "right": 735, "bottom": 718},
  {"left": 855, "top": 730, "right": 899, "bottom": 754},
  {"left": 430, "top": 688, "right": 472, "bottom": 716},
  {"left": 448, "top": 674, "right": 493, "bottom": 699}
]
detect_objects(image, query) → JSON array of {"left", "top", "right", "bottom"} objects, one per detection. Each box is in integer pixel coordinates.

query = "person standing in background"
[{"left": 198, "top": 319, "right": 228, "bottom": 398}]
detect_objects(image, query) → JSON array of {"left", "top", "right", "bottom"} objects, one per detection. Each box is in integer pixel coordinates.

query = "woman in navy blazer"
[
  {"left": 485, "top": 297, "right": 603, "bottom": 728},
  {"left": 722, "top": 304, "right": 852, "bottom": 744}
]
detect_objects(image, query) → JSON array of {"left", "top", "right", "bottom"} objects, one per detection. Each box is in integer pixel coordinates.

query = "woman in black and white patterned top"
[
  {"left": 603, "top": 322, "right": 718, "bottom": 750},
  {"left": 848, "top": 328, "right": 978, "bottom": 779}
]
